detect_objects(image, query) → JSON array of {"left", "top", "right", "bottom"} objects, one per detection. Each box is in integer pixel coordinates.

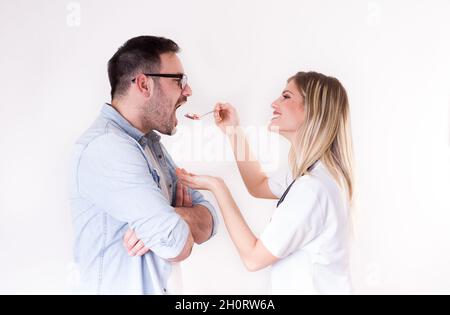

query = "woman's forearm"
[
  {"left": 226, "top": 126, "right": 270, "bottom": 198},
  {"left": 211, "top": 179, "right": 257, "bottom": 261},
  {"left": 176, "top": 171, "right": 279, "bottom": 271}
]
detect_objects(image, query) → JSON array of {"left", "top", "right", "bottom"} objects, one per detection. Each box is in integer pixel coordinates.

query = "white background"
[{"left": 0, "top": 0, "right": 449, "bottom": 294}]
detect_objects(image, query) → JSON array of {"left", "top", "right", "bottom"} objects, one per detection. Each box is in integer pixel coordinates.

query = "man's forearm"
[{"left": 175, "top": 205, "right": 213, "bottom": 244}]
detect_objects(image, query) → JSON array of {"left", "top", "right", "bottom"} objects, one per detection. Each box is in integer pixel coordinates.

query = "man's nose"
[{"left": 183, "top": 84, "right": 192, "bottom": 97}]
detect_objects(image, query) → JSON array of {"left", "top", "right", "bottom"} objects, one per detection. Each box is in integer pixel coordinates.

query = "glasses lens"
[{"left": 181, "top": 75, "right": 187, "bottom": 90}]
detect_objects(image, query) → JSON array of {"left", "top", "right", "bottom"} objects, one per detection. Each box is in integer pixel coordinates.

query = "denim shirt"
[{"left": 69, "top": 104, "right": 218, "bottom": 294}]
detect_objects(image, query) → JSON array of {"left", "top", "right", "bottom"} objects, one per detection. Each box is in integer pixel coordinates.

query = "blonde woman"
[{"left": 178, "top": 71, "right": 355, "bottom": 294}]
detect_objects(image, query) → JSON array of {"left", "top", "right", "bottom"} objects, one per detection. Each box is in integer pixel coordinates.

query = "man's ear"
[{"left": 135, "top": 74, "right": 154, "bottom": 98}]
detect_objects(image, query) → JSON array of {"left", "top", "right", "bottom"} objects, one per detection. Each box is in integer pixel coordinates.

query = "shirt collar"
[
  {"left": 146, "top": 130, "right": 161, "bottom": 143},
  {"left": 101, "top": 103, "right": 161, "bottom": 147}
]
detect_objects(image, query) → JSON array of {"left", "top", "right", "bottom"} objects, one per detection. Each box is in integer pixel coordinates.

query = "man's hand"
[
  {"left": 123, "top": 228, "right": 150, "bottom": 256},
  {"left": 175, "top": 168, "right": 213, "bottom": 244},
  {"left": 175, "top": 177, "right": 193, "bottom": 207}
]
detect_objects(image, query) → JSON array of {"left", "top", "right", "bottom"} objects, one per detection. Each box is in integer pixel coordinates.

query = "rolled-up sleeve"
[
  {"left": 189, "top": 188, "right": 219, "bottom": 238},
  {"left": 76, "top": 133, "right": 189, "bottom": 260}
]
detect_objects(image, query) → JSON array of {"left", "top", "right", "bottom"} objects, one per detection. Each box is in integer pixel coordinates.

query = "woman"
[
  {"left": 178, "top": 71, "right": 355, "bottom": 294},
  {"left": 125, "top": 71, "right": 354, "bottom": 294}
]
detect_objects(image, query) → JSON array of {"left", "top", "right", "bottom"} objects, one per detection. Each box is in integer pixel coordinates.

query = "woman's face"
[{"left": 269, "top": 80, "right": 306, "bottom": 141}]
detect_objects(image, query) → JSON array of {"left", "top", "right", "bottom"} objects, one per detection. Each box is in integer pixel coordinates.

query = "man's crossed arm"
[{"left": 123, "top": 179, "right": 213, "bottom": 261}]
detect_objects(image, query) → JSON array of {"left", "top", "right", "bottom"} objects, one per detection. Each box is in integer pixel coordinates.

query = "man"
[{"left": 69, "top": 36, "right": 218, "bottom": 294}]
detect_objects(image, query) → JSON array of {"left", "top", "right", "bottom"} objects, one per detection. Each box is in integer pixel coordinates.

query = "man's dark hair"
[{"left": 107, "top": 36, "right": 180, "bottom": 99}]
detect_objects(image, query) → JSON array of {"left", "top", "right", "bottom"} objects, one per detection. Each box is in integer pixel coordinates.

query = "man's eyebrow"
[{"left": 282, "top": 90, "right": 294, "bottom": 95}]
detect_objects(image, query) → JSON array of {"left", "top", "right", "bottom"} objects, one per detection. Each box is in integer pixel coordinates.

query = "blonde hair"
[{"left": 288, "top": 71, "right": 354, "bottom": 203}]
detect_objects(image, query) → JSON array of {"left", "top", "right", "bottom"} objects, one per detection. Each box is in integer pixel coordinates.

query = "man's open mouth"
[{"left": 175, "top": 100, "right": 186, "bottom": 110}]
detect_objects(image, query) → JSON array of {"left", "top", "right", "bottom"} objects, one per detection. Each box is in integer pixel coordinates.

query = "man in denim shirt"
[{"left": 69, "top": 36, "right": 218, "bottom": 294}]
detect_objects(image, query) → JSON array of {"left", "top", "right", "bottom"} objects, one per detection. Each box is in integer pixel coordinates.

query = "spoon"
[{"left": 184, "top": 110, "right": 214, "bottom": 120}]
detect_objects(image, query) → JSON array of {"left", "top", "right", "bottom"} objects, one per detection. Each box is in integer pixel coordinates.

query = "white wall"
[{"left": 0, "top": 0, "right": 449, "bottom": 294}]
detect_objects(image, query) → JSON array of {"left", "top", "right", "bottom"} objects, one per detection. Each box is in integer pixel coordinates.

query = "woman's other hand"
[{"left": 176, "top": 168, "right": 222, "bottom": 192}]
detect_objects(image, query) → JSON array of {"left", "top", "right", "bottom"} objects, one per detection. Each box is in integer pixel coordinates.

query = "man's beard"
[{"left": 144, "top": 88, "right": 186, "bottom": 136}]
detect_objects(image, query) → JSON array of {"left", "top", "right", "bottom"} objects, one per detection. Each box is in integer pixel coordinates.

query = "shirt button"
[
  {"left": 163, "top": 288, "right": 167, "bottom": 293},
  {"left": 158, "top": 154, "right": 162, "bottom": 159},
  {"left": 169, "top": 184, "right": 172, "bottom": 188}
]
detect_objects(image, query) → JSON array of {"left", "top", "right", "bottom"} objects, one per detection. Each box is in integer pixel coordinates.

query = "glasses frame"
[{"left": 132, "top": 73, "right": 188, "bottom": 90}]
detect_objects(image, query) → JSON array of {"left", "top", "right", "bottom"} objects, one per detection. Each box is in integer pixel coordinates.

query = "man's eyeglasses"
[{"left": 132, "top": 73, "right": 188, "bottom": 90}]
